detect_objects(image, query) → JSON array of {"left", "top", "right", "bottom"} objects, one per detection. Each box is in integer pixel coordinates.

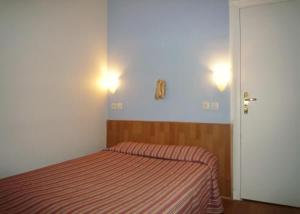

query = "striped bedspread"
[{"left": 0, "top": 142, "right": 223, "bottom": 214}]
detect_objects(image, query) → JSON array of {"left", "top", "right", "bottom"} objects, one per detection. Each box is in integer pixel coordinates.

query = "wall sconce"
[
  {"left": 100, "top": 72, "right": 120, "bottom": 94},
  {"left": 211, "top": 63, "right": 231, "bottom": 91},
  {"left": 155, "top": 80, "right": 166, "bottom": 100}
]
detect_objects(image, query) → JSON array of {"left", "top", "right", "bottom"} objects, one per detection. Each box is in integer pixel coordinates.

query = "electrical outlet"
[
  {"left": 211, "top": 102, "right": 219, "bottom": 111},
  {"left": 117, "top": 102, "right": 123, "bottom": 110}
]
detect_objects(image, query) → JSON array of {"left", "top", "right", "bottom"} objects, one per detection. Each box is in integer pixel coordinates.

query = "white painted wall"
[{"left": 0, "top": 0, "right": 107, "bottom": 178}]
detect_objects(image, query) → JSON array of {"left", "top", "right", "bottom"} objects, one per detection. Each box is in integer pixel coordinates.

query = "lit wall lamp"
[
  {"left": 100, "top": 71, "right": 120, "bottom": 94},
  {"left": 211, "top": 63, "right": 231, "bottom": 92}
]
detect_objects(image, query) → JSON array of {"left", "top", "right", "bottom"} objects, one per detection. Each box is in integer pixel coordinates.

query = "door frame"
[{"left": 230, "top": 0, "right": 289, "bottom": 200}]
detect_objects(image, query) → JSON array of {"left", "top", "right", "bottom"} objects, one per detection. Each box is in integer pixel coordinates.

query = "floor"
[{"left": 223, "top": 198, "right": 300, "bottom": 214}]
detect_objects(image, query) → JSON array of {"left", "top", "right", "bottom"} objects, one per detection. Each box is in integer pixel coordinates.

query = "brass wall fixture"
[{"left": 155, "top": 80, "right": 166, "bottom": 100}]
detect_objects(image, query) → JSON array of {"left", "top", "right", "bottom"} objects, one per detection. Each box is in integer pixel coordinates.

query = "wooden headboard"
[{"left": 107, "top": 120, "right": 231, "bottom": 198}]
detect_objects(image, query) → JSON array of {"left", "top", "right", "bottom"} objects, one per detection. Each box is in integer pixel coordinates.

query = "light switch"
[
  {"left": 111, "top": 102, "right": 123, "bottom": 110},
  {"left": 202, "top": 101, "right": 210, "bottom": 110},
  {"left": 211, "top": 102, "right": 219, "bottom": 111},
  {"left": 111, "top": 103, "right": 118, "bottom": 110}
]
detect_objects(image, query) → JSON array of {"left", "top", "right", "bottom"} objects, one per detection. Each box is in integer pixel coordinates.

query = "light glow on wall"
[
  {"left": 211, "top": 63, "right": 231, "bottom": 92},
  {"left": 98, "top": 69, "right": 121, "bottom": 94}
]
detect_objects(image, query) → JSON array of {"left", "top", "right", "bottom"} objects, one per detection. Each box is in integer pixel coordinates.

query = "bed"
[{"left": 0, "top": 142, "right": 223, "bottom": 214}]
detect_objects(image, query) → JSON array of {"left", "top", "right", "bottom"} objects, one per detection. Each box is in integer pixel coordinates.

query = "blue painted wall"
[{"left": 108, "top": 0, "right": 230, "bottom": 123}]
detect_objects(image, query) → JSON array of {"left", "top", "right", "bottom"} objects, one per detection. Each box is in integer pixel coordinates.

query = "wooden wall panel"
[{"left": 107, "top": 120, "right": 231, "bottom": 198}]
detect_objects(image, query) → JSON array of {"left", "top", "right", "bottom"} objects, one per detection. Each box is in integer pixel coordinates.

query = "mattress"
[{"left": 0, "top": 142, "right": 223, "bottom": 214}]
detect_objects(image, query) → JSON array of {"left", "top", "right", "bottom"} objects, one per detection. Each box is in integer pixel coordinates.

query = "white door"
[{"left": 241, "top": 0, "right": 300, "bottom": 207}]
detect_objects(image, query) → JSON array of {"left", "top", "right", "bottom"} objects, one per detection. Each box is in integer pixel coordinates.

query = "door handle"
[
  {"left": 244, "top": 92, "right": 257, "bottom": 114},
  {"left": 245, "top": 98, "right": 257, "bottom": 102}
]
